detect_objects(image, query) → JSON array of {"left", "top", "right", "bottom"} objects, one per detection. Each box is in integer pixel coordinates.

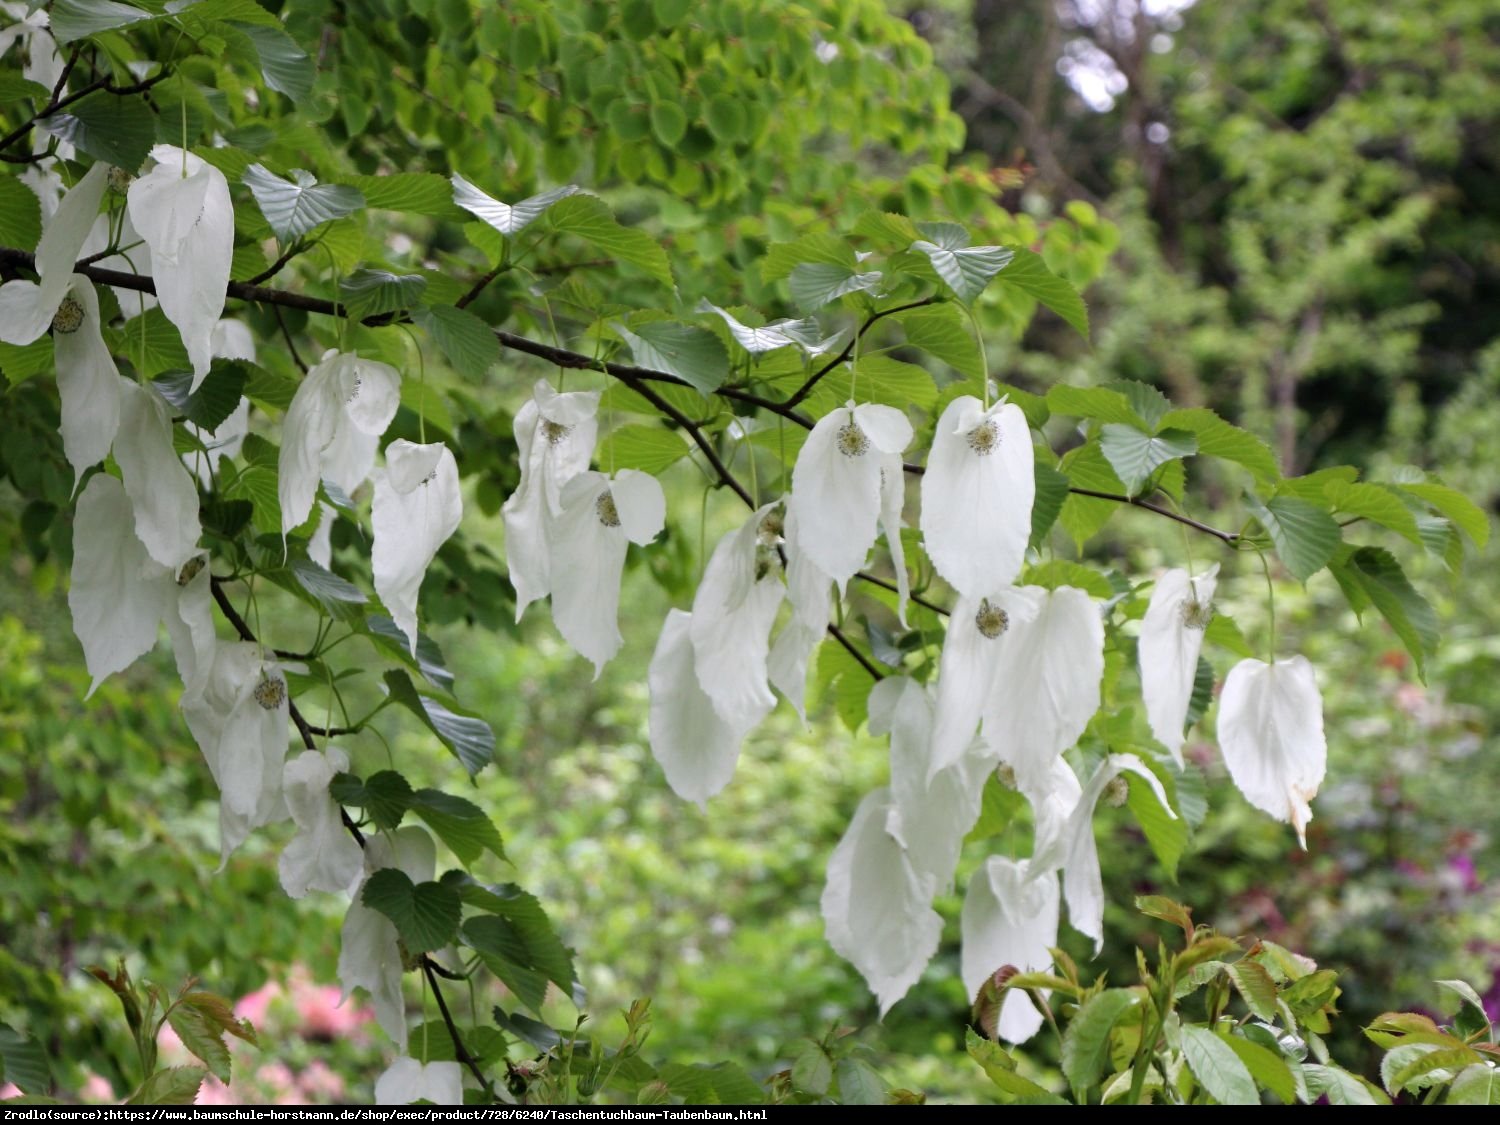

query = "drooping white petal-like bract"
[
  {"left": 373, "top": 1057, "right": 463, "bottom": 1106},
  {"left": 54, "top": 277, "right": 122, "bottom": 485},
  {"left": 766, "top": 508, "right": 833, "bottom": 718},
  {"left": 372, "top": 441, "right": 463, "bottom": 654},
  {"left": 960, "top": 856, "right": 1059, "bottom": 1044},
  {"left": 920, "top": 395, "right": 1034, "bottom": 598},
  {"left": 788, "top": 401, "right": 912, "bottom": 587},
  {"left": 1139, "top": 565, "right": 1219, "bottom": 765},
  {"left": 127, "top": 146, "right": 233, "bottom": 385},
  {"left": 822, "top": 787, "right": 942, "bottom": 1017},
  {"left": 548, "top": 469, "right": 664, "bottom": 675},
  {"left": 0, "top": 162, "right": 107, "bottom": 345},
  {"left": 504, "top": 380, "right": 600, "bottom": 620},
  {"left": 279, "top": 746, "right": 365, "bottom": 899},
  {"left": 1218, "top": 656, "right": 1327, "bottom": 847},
  {"left": 279, "top": 351, "right": 401, "bottom": 535},
  {"left": 114, "top": 378, "right": 203, "bottom": 571}
]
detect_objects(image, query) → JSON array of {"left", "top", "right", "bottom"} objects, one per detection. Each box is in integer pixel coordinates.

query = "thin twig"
[
  {"left": 827, "top": 622, "right": 883, "bottom": 680},
  {"left": 0, "top": 70, "right": 172, "bottom": 153},
  {"left": 422, "top": 959, "right": 498, "bottom": 1099},
  {"left": 246, "top": 242, "right": 310, "bottom": 287},
  {"left": 1066, "top": 487, "right": 1240, "bottom": 543},
  {"left": 782, "top": 297, "right": 940, "bottom": 410},
  {"left": 273, "top": 305, "right": 308, "bottom": 373}
]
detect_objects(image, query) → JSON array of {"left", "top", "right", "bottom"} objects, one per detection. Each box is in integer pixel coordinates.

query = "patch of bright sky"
[{"left": 1054, "top": 0, "right": 1198, "bottom": 112}]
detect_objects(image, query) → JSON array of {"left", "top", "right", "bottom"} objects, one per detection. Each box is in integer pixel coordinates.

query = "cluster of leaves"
[{"left": 967, "top": 896, "right": 1498, "bottom": 1105}]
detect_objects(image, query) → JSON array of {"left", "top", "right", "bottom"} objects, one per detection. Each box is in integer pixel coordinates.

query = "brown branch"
[
  {"left": 827, "top": 622, "right": 883, "bottom": 681},
  {"left": 246, "top": 242, "right": 311, "bottom": 287},
  {"left": 422, "top": 959, "right": 498, "bottom": 1099},
  {"left": 781, "top": 297, "right": 940, "bottom": 410},
  {"left": 0, "top": 69, "right": 172, "bottom": 153},
  {"left": 1066, "top": 487, "right": 1241, "bottom": 544}
]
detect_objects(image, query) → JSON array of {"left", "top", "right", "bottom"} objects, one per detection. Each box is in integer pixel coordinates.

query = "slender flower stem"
[
  {"left": 1258, "top": 549, "right": 1277, "bottom": 661},
  {"left": 781, "top": 297, "right": 939, "bottom": 409}
]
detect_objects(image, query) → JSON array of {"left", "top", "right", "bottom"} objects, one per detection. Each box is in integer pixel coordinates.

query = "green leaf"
[
  {"left": 1389, "top": 1045, "right": 1481, "bottom": 1093},
  {"left": 911, "top": 223, "right": 1013, "bottom": 304},
  {"left": 650, "top": 100, "right": 687, "bottom": 146},
  {"left": 0, "top": 75, "right": 48, "bottom": 106},
  {"left": 462, "top": 887, "right": 576, "bottom": 1012},
  {"left": 0, "top": 1024, "right": 50, "bottom": 1095},
  {"left": 409, "top": 788, "right": 507, "bottom": 866},
  {"left": 853, "top": 211, "right": 922, "bottom": 248},
  {"left": 340, "top": 270, "right": 427, "bottom": 318},
  {"left": 791, "top": 1042, "right": 833, "bottom": 1096},
  {"left": 222, "top": 464, "right": 280, "bottom": 534},
  {"left": 1128, "top": 766, "right": 1187, "bottom": 880},
  {"left": 361, "top": 869, "right": 462, "bottom": 953},
  {"left": 152, "top": 360, "right": 248, "bottom": 432},
  {"left": 759, "top": 232, "right": 855, "bottom": 282},
  {"left": 1107, "top": 380, "right": 1172, "bottom": 430},
  {"left": 895, "top": 303, "right": 983, "bottom": 380},
  {"left": 966, "top": 1029, "right": 1069, "bottom": 1103},
  {"left": 1098, "top": 424, "right": 1197, "bottom": 497},
  {"left": 127, "top": 1066, "right": 206, "bottom": 1106},
  {"left": 1224, "top": 1034, "right": 1297, "bottom": 1103},
  {"left": 1061, "top": 990, "right": 1138, "bottom": 1093},
  {"left": 115, "top": 307, "right": 191, "bottom": 378},
  {"left": 367, "top": 614, "right": 455, "bottom": 690},
  {"left": 1204, "top": 612, "right": 1256, "bottom": 659},
  {"left": 1331, "top": 546, "right": 1439, "bottom": 680},
  {"left": 788, "top": 262, "right": 883, "bottom": 311},
  {"left": 343, "top": 173, "right": 465, "bottom": 219},
  {"left": 1030, "top": 464, "right": 1070, "bottom": 549},
  {"left": 237, "top": 22, "right": 315, "bottom": 102},
  {"left": 50, "top": 0, "right": 153, "bottom": 43},
  {"left": 1448, "top": 1065, "right": 1500, "bottom": 1105},
  {"left": 491, "top": 1008, "right": 563, "bottom": 1053},
  {"left": 597, "top": 424, "right": 690, "bottom": 474},
  {"left": 997, "top": 247, "right": 1089, "bottom": 337},
  {"left": 1324, "top": 481, "right": 1422, "bottom": 545},
  {"left": 413, "top": 305, "right": 499, "bottom": 378},
  {"left": 1435, "top": 979, "right": 1492, "bottom": 1033},
  {"left": 0, "top": 177, "right": 42, "bottom": 251},
  {"left": 383, "top": 669, "right": 494, "bottom": 776},
  {"left": 657, "top": 1062, "right": 765, "bottom": 1105},
  {"left": 1058, "top": 441, "right": 1127, "bottom": 548},
  {"left": 0, "top": 337, "right": 53, "bottom": 386},
  {"left": 1246, "top": 492, "right": 1341, "bottom": 583},
  {"left": 547, "top": 194, "right": 673, "bottom": 286},
  {"left": 1023, "top": 560, "right": 1114, "bottom": 599},
  {"left": 166, "top": 1004, "right": 232, "bottom": 1083},
  {"left": 242, "top": 164, "right": 365, "bottom": 241},
  {"left": 1227, "top": 961, "right": 1280, "bottom": 1023},
  {"left": 329, "top": 770, "right": 413, "bottom": 832},
  {"left": 402, "top": 1022, "right": 509, "bottom": 1067},
  {"left": 1396, "top": 481, "right": 1489, "bottom": 547},
  {"left": 289, "top": 557, "right": 367, "bottom": 623},
  {"left": 40, "top": 92, "right": 157, "bottom": 172},
  {"left": 1046, "top": 384, "right": 1139, "bottom": 426},
  {"left": 835, "top": 1057, "right": 889, "bottom": 1105},
  {"left": 1160, "top": 408, "right": 1281, "bottom": 484},
  {"left": 1179, "top": 1026, "right": 1258, "bottom": 1105},
  {"left": 613, "top": 320, "right": 728, "bottom": 394}
]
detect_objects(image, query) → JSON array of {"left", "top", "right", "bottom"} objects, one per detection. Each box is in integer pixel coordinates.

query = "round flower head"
[{"left": 920, "top": 395, "right": 1035, "bottom": 597}]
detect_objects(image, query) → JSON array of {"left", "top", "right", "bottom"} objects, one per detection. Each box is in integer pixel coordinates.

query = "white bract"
[
  {"left": 548, "top": 469, "right": 665, "bottom": 676},
  {"left": 1139, "top": 564, "right": 1219, "bottom": 765},
  {"left": 647, "top": 609, "right": 754, "bottom": 809},
  {"left": 0, "top": 3, "right": 63, "bottom": 92},
  {"left": 53, "top": 276, "right": 123, "bottom": 485},
  {"left": 504, "top": 380, "right": 600, "bottom": 621},
  {"left": 450, "top": 176, "right": 578, "bottom": 235},
  {"left": 766, "top": 508, "right": 833, "bottom": 718},
  {"left": 279, "top": 747, "right": 365, "bottom": 899},
  {"left": 873, "top": 676, "right": 992, "bottom": 890},
  {"left": 183, "top": 319, "right": 256, "bottom": 487},
  {"left": 697, "top": 300, "right": 848, "bottom": 356},
  {"left": 374, "top": 1057, "right": 463, "bottom": 1106},
  {"left": 1218, "top": 656, "right": 1327, "bottom": 847},
  {"left": 787, "top": 400, "right": 912, "bottom": 588},
  {"left": 688, "top": 504, "right": 784, "bottom": 730},
  {"left": 127, "top": 146, "right": 233, "bottom": 385},
  {"left": 278, "top": 351, "right": 402, "bottom": 536},
  {"left": 0, "top": 162, "right": 107, "bottom": 344},
  {"left": 960, "top": 856, "right": 1060, "bottom": 1044},
  {"left": 340, "top": 827, "right": 437, "bottom": 1053},
  {"left": 920, "top": 395, "right": 1034, "bottom": 598},
  {"left": 822, "top": 787, "right": 942, "bottom": 1017},
  {"left": 181, "top": 643, "right": 291, "bottom": 866},
  {"left": 372, "top": 441, "right": 463, "bottom": 655},
  {"left": 114, "top": 378, "right": 203, "bottom": 571}
]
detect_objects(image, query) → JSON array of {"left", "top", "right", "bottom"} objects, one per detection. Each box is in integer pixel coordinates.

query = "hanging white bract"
[
  {"left": 960, "top": 856, "right": 1060, "bottom": 1045},
  {"left": 279, "top": 747, "right": 365, "bottom": 899},
  {"left": 127, "top": 146, "right": 233, "bottom": 386},
  {"left": 54, "top": 277, "right": 123, "bottom": 485},
  {"left": 374, "top": 1057, "right": 463, "bottom": 1106},
  {"left": 372, "top": 441, "right": 463, "bottom": 655},
  {"left": 0, "top": 162, "right": 107, "bottom": 345},
  {"left": 114, "top": 378, "right": 203, "bottom": 572},
  {"left": 1139, "top": 564, "right": 1219, "bottom": 765}
]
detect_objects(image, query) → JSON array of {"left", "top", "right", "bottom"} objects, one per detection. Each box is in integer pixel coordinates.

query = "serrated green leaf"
[
  {"left": 791, "top": 1042, "right": 833, "bottom": 1096},
  {"left": 1324, "top": 481, "right": 1422, "bottom": 545},
  {"left": 414, "top": 305, "right": 499, "bottom": 378},
  {"left": 1098, "top": 424, "right": 1197, "bottom": 496},
  {"left": 1448, "top": 1064, "right": 1500, "bottom": 1105},
  {"left": 614, "top": 320, "right": 728, "bottom": 394},
  {"left": 237, "top": 22, "right": 314, "bottom": 102},
  {"left": 0, "top": 75, "right": 48, "bottom": 106},
  {"left": 242, "top": 164, "right": 364, "bottom": 241},
  {"left": 788, "top": 262, "right": 883, "bottom": 311},
  {"left": 166, "top": 1004, "right": 232, "bottom": 1084},
  {"left": 912, "top": 226, "right": 1013, "bottom": 304},
  {"left": 1203, "top": 612, "right": 1255, "bottom": 659},
  {"left": 853, "top": 211, "right": 921, "bottom": 248},
  {"left": 966, "top": 1029, "right": 1069, "bottom": 1103},
  {"left": 152, "top": 360, "right": 248, "bottom": 432},
  {"left": 597, "top": 424, "right": 690, "bottom": 473},
  {"left": 1160, "top": 408, "right": 1280, "bottom": 484},
  {"left": 1058, "top": 441, "right": 1127, "bottom": 547},
  {"left": 410, "top": 788, "right": 507, "bottom": 866},
  {"left": 462, "top": 886, "right": 576, "bottom": 1013},
  {"left": 814, "top": 638, "right": 874, "bottom": 732},
  {"left": 127, "top": 1066, "right": 205, "bottom": 1106},
  {"left": 0, "top": 177, "right": 42, "bottom": 250},
  {"left": 1333, "top": 546, "right": 1439, "bottom": 680},
  {"left": 40, "top": 92, "right": 156, "bottom": 172},
  {"left": 1185, "top": 653, "right": 1215, "bottom": 729},
  {"left": 0, "top": 337, "right": 53, "bottom": 385},
  {"left": 367, "top": 614, "right": 455, "bottom": 690},
  {"left": 800, "top": 354, "right": 937, "bottom": 415},
  {"left": 997, "top": 247, "right": 1089, "bottom": 337},
  {"left": 1227, "top": 961, "right": 1280, "bottom": 1023},
  {"left": 1304, "top": 1063, "right": 1386, "bottom": 1105},
  {"left": 223, "top": 464, "right": 280, "bottom": 534},
  {"left": 1180, "top": 1026, "right": 1258, "bottom": 1105},
  {"left": 1047, "top": 384, "right": 1139, "bottom": 426},
  {"left": 1224, "top": 1034, "right": 1297, "bottom": 1103},
  {"left": 289, "top": 557, "right": 367, "bottom": 622},
  {"left": 340, "top": 270, "right": 427, "bottom": 317},
  {"left": 0, "top": 1024, "right": 50, "bottom": 1095},
  {"left": 383, "top": 669, "right": 494, "bottom": 776},
  {"left": 330, "top": 770, "right": 413, "bottom": 832},
  {"left": 1030, "top": 464, "right": 1070, "bottom": 548},
  {"left": 1247, "top": 493, "right": 1341, "bottom": 583},
  {"left": 114, "top": 307, "right": 190, "bottom": 378},
  {"left": 546, "top": 194, "right": 672, "bottom": 286},
  {"left": 1397, "top": 481, "right": 1489, "bottom": 547},
  {"left": 1108, "top": 380, "right": 1172, "bottom": 430},
  {"left": 894, "top": 303, "right": 982, "bottom": 380},
  {"left": 1061, "top": 990, "right": 1138, "bottom": 1093},
  {"left": 361, "top": 869, "right": 461, "bottom": 953},
  {"left": 657, "top": 1061, "right": 766, "bottom": 1106},
  {"left": 343, "top": 173, "right": 465, "bottom": 219},
  {"left": 1128, "top": 766, "right": 1186, "bottom": 880},
  {"left": 402, "top": 1022, "right": 509, "bottom": 1067},
  {"left": 50, "top": 0, "right": 153, "bottom": 43},
  {"left": 1023, "top": 560, "right": 1114, "bottom": 599},
  {"left": 835, "top": 1057, "right": 888, "bottom": 1105},
  {"left": 760, "top": 232, "right": 854, "bottom": 283}
]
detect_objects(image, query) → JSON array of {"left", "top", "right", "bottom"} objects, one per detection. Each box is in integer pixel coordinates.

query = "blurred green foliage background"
[{"left": 3, "top": 0, "right": 1499, "bottom": 1105}]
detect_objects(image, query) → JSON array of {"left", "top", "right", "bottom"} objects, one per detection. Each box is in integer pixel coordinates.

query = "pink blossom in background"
[
  {"left": 298, "top": 1060, "right": 346, "bottom": 1101},
  {"left": 254, "top": 1062, "right": 307, "bottom": 1105},
  {"left": 0, "top": 1083, "right": 20, "bottom": 1099},
  {"left": 234, "top": 979, "right": 284, "bottom": 1029},
  {"left": 79, "top": 1072, "right": 115, "bottom": 1103},
  {"left": 196, "top": 1076, "right": 238, "bottom": 1105},
  {"left": 294, "top": 981, "right": 370, "bottom": 1041}
]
